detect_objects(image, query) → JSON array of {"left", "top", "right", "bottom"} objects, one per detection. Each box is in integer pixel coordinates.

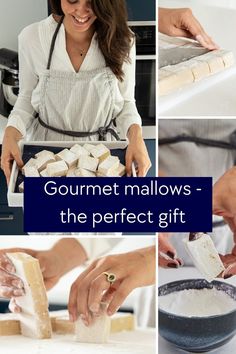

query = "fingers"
[
  {"left": 0, "top": 254, "right": 25, "bottom": 299},
  {"left": 179, "top": 9, "right": 219, "bottom": 50},
  {"left": 9, "top": 298, "right": 21, "bottom": 313},
  {"left": 158, "top": 234, "right": 183, "bottom": 268},
  {"left": 0, "top": 254, "right": 15, "bottom": 273},
  {"left": 68, "top": 281, "right": 79, "bottom": 322},
  {"left": 88, "top": 274, "right": 111, "bottom": 314},
  {"left": 137, "top": 159, "right": 151, "bottom": 177},
  {"left": 222, "top": 262, "right": 236, "bottom": 279},
  {"left": 125, "top": 138, "right": 151, "bottom": 177},
  {"left": 68, "top": 260, "right": 101, "bottom": 321},
  {"left": 0, "top": 268, "right": 25, "bottom": 298},
  {"left": 125, "top": 153, "right": 132, "bottom": 177},
  {"left": 1, "top": 133, "right": 23, "bottom": 184},
  {"left": 107, "top": 279, "right": 133, "bottom": 316}
]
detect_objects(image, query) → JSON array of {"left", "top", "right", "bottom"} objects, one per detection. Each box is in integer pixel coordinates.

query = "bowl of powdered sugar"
[{"left": 159, "top": 279, "right": 236, "bottom": 353}]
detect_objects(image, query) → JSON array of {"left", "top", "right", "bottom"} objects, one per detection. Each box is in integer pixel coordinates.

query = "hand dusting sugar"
[{"left": 159, "top": 288, "right": 236, "bottom": 317}]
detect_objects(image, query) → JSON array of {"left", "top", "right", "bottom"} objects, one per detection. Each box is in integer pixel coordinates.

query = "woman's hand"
[
  {"left": 158, "top": 233, "right": 183, "bottom": 268},
  {"left": 0, "top": 239, "right": 87, "bottom": 313},
  {"left": 213, "top": 167, "right": 236, "bottom": 278},
  {"left": 68, "top": 246, "right": 156, "bottom": 325},
  {"left": 1, "top": 127, "right": 24, "bottom": 184},
  {"left": 126, "top": 124, "right": 151, "bottom": 177},
  {"left": 158, "top": 8, "right": 218, "bottom": 50},
  {"left": 0, "top": 254, "right": 24, "bottom": 299}
]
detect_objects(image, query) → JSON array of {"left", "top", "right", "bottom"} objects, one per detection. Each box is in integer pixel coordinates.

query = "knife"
[{"left": 159, "top": 46, "right": 210, "bottom": 68}]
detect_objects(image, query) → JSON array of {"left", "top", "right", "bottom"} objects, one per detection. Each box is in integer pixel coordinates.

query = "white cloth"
[{"left": 7, "top": 15, "right": 141, "bottom": 139}]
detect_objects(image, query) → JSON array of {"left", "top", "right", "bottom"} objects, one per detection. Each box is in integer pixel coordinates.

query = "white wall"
[{"left": 0, "top": 0, "right": 48, "bottom": 51}]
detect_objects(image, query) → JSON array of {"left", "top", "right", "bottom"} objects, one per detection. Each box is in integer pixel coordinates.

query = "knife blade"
[{"left": 159, "top": 46, "right": 210, "bottom": 68}]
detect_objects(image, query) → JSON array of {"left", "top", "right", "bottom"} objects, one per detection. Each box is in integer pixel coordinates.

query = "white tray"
[{"left": 8, "top": 140, "right": 135, "bottom": 207}]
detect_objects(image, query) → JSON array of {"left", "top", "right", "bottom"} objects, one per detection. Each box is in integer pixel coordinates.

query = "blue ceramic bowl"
[{"left": 159, "top": 279, "right": 236, "bottom": 353}]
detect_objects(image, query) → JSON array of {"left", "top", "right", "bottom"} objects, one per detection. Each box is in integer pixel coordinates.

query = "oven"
[{"left": 129, "top": 21, "right": 156, "bottom": 139}]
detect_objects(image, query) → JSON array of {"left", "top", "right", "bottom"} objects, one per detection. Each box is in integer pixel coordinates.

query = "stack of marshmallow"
[{"left": 19, "top": 143, "right": 126, "bottom": 192}]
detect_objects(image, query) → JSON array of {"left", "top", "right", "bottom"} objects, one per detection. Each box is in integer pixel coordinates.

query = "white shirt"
[{"left": 7, "top": 15, "right": 141, "bottom": 138}]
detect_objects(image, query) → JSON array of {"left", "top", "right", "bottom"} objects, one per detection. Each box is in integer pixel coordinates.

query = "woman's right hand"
[
  {"left": 1, "top": 126, "right": 23, "bottom": 184},
  {"left": 158, "top": 233, "right": 183, "bottom": 268},
  {"left": 0, "top": 253, "right": 25, "bottom": 313}
]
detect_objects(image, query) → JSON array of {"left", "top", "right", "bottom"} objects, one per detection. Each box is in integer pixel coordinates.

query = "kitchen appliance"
[
  {"left": 0, "top": 48, "right": 19, "bottom": 117},
  {"left": 129, "top": 21, "right": 156, "bottom": 133}
]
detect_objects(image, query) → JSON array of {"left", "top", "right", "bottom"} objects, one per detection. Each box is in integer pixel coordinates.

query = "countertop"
[
  {"left": 158, "top": 267, "right": 236, "bottom": 353},
  {"left": 0, "top": 329, "right": 155, "bottom": 354},
  {"left": 158, "top": 0, "right": 236, "bottom": 116}
]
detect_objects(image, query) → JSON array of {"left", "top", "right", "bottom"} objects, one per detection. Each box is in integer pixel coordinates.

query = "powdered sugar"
[{"left": 159, "top": 288, "right": 236, "bottom": 317}]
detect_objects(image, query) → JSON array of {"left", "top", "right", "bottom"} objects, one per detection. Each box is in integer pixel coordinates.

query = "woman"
[{"left": 1, "top": 0, "right": 151, "bottom": 182}]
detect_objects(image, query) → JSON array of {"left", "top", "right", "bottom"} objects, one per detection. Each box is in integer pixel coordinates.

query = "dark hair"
[{"left": 49, "top": 0, "right": 133, "bottom": 81}]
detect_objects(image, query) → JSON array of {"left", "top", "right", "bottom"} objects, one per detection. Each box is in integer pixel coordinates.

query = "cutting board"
[
  {"left": 0, "top": 329, "right": 155, "bottom": 354},
  {"left": 159, "top": 65, "right": 236, "bottom": 114}
]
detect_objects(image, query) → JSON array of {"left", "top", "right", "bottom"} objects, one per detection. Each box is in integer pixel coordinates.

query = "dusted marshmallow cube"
[
  {"left": 35, "top": 150, "right": 56, "bottom": 172},
  {"left": 217, "top": 50, "right": 235, "bottom": 68},
  {"left": 40, "top": 169, "right": 49, "bottom": 177},
  {"left": 90, "top": 144, "right": 110, "bottom": 162},
  {"left": 35, "top": 150, "right": 55, "bottom": 159},
  {"left": 54, "top": 316, "right": 75, "bottom": 334},
  {"left": 46, "top": 160, "right": 68, "bottom": 177},
  {"left": 6, "top": 253, "right": 52, "bottom": 339},
  {"left": 55, "top": 149, "right": 78, "bottom": 168},
  {"left": 184, "top": 233, "right": 225, "bottom": 282},
  {"left": 0, "top": 314, "right": 21, "bottom": 335},
  {"left": 111, "top": 312, "right": 135, "bottom": 333},
  {"left": 66, "top": 167, "right": 77, "bottom": 177},
  {"left": 109, "top": 163, "right": 126, "bottom": 177},
  {"left": 75, "top": 313, "right": 111, "bottom": 343},
  {"left": 24, "top": 167, "right": 40, "bottom": 177},
  {"left": 22, "top": 158, "right": 38, "bottom": 175},
  {"left": 98, "top": 156, "right": 120, "bottom": 176},
  {"left": 70, "top": 144, "right": 90, "bottom": 158},
  {"left": 83, "top": 143, "right": 96, "bottom": 154},
  {"left": 74, "top": 168, "right": 96, "bottom": 177},
  {"left": 78, "top": 155, "right": 99, "bottom": 172},
  {"left": 196, "top": 52, "right": 225, "bottom": 74},
  {"left": 67, "top": 167, "right": 96, "bottom": 177}
]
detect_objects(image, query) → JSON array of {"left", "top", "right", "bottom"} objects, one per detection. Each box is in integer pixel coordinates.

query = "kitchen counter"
[
  {"left": 0, "top": 329, "right": 155, "bottom": 354},
  {"left": 158, "top": 0, "right": 236, "bottom": 116},
  {"left": 159, "top": 267, "right": 236, "bottom": 353}
]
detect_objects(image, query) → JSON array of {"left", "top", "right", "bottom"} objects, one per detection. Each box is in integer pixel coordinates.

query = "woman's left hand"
[
  {"left": 68, "top": 246, "right": 156, "bottom": 325},
  {"left": 126, "top": 124, "right": 151, "bottom": 177}
]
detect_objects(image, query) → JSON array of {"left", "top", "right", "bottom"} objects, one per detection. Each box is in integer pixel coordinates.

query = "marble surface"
[{"left": 0, "top": 329, "right": 156, "bottom": 354}]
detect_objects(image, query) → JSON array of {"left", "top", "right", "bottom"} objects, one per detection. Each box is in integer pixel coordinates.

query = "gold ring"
[{"left": 103, "top": 272, "right": 116, "bottom": 284}]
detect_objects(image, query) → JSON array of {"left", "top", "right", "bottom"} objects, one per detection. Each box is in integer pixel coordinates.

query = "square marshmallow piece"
[{"left": 184, "top": 233, "right": 225, "bottom": 282}]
